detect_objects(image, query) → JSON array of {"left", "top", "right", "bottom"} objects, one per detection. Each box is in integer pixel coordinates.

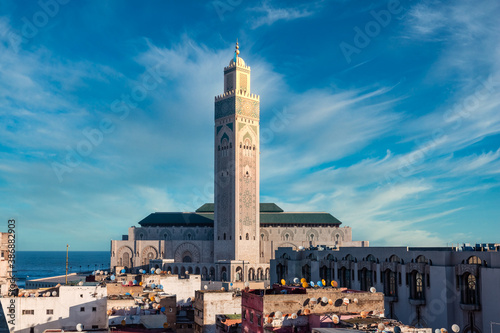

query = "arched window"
[
  {"left": 339, "top": 267, "right": 351, "bottom": 288},
  {"left": 366, "top": 254, "right": 376, "bottom": 262},
  {"left": 410, "top": 271, "right": 424, "bottom": 300},
  {"left": 246, "top": 233, "right": 249, "bottom": 240},
  {"left": 359, "top": 267, "right": 372, "bottom": 291},
  {"left": 383, "top": 269, "right": 397, "bottom": 297},
  {"left": 461, "top": 273, "right": 479, "bottom": 305},
  {"left": 389, "top": 255, "right": 400, "bottom": 263},
  {"left": 416, "top": 255, "right": 428, "bottom": 263},
  {"left": 467, "top": 256, "right": 482, "bottom": 265}
]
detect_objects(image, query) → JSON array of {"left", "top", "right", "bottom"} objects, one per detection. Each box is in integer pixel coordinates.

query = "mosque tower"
[{"left": 213, "top": 41, "right": 260, "bottom": 264}]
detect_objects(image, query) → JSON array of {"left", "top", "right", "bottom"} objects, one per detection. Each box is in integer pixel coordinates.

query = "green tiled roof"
[
  {"left": 138, "top": 212, "right": 214, "bottom": 227},
  {"left": 260, "top": 212, "right": 341, "bottom": 225},
  {"left": 139, "top": 203, "right": 341, "bottom": 227}
]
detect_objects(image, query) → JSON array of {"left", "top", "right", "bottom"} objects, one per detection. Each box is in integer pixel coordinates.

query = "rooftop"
[{"left": 138, "top": 203, "right": 342, "bottom": 227}]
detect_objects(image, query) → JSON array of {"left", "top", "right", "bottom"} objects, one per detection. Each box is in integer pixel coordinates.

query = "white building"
[
  {"left": 270, "top": 245, "right": 500, "bottom": 332},
  {"left": 0, "top": 285, "right": 107, "bottom": 333}
]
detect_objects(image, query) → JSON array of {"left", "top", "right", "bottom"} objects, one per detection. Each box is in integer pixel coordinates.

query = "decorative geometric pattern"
[
  {"left": 215, "top": 96, "right": 236, "bottom": 119},
  {"left": 236, "top": 96, "right": 259, "bottom": 119},
  {"left": 174, "top": 242, "right": 200, "bottom": 263}
]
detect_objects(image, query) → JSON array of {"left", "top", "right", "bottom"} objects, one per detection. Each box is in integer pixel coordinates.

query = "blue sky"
[{"left": 1, "top": 0, "right": 499, "bottom": 251}]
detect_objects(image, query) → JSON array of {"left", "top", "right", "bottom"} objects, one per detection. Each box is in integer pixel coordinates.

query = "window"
[
  {"left": 22, "top": 310, "right": 34, "bottom": 315},
  {"left": 359, "top": 268, "right": 372, "bottom": 291},
  {"left": 249, "top": 312, "right": 253, "bottom": 323},
  {"left": 410, "top": 271, "right": 424, "bottom": 300},
  {"left": 92, "top": 326, "right": 98, "bottom": 329},
  {"left": 92, "top": 307, "right": 97, "bottom": 312},
  {"left": 383, "top": 270, "right": 397, "bottom": 297},
  {"left": 257, "top": 314, "right": 262, "bottom": 327},
  {"left": 80, "top": 307, "right": 85, "bottom": 312},
  {"left": 242, "top": 310, "right": 246, "bottom": 320},
  {"left": 461, "top": 273, "right": 479, "bottom": 305},
  {"left": 46, "top": 309, "right": 54, "bottom": 315},
  {"left": 467, "top": 256, "right": 482, "bottom": 265}
]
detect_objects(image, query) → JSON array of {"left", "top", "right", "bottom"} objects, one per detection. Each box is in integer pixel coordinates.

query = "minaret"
[{"left": 214, "top": 41, "right": 260, "bottom": 264}]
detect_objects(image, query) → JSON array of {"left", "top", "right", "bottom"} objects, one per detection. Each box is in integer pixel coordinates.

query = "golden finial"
[{"left": 235, "top": 39, "right": 240, "bottom": 56}]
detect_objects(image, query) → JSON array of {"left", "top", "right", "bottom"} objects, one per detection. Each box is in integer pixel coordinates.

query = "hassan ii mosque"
[{"left": 110, "top": 42, "right": 367, "bottom": 282}]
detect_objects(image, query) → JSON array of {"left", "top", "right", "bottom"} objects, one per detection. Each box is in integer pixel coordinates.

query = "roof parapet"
[{"left": 215, "top": 89, "right": 260, "bottom": 102}]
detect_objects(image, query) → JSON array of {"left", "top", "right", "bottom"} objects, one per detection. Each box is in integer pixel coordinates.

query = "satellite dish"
[
  {"left": 332, "top": 314, "right": 339, "bottom": 324},
  {"left": 328, "top": 299, "right": 333, "bottom": 305},
  {"left": 353, "top": 298, "right": 358, "bottom": 303},
  {"left": 370, "top": 287, "right": 376, "bottom": 293},
  {"left": 221, "top": 287, "right": 225, "bottom": 291},
  {"left": 321, "top": 296, "right": 328, "bottom": 303},
  {"left": 280, "top": 279, "right": 286, "bottom": 285},
  {"left": 244, "top": 281, "right": 250, "bottom": 287},
  {"left": 317, "top": 281, "right": 323, "bottom": 287},
  {"left": 159, "top": 285, "right": 163, "bottom": 290},
  {"left": 133, "top": 280, "right": 138, "bottom": 285},
  {"left": 298, "top": 246, "right": 304, "bottom": 250},
  {"left": 452, "top": 325, "right": 460, "bottom": 333},
  {"left": 378, "top": 323, "right": 386, "bottom": 331},
  {"left": 331, "top": 280, "right": 338, "bottom": 287},
  {"left": 121, "top": 269, "right": 126, "bottom": 274},
  {"left": 111, "top": 275, "right": 116, "bottom": 280},
  {"left": 78, "top": 281, "right": 84, "bottom": 286},
  {"left": 52, "top": 291, "right": 57, "bottom": 296},
  {"left": 310, "top": 297, "right": 317, "bottom": 304},
  {"left": 104, "top": 271, "right": 108, "bottom": 275},
  {"left": 343, "top": 298, "right": 349, "bottom": 305},
  {"left": 441, "top": 329, "right": 448, "bottom": 333},
  {"left": 291, "top": 313, "right": 297, "bottom": 319},
  {"left": 302, "top": 282, "right": 308, "bottom": 288},
  {"left": 322, "top": 279, "right": 326, "bottom": 286},
  {"left": 156, "top": 268, "right": 162, "bottom": 274},
  {"left": 310, "top": 281, "right": 315, "bottom": 287},
  {"left": 274, "top": 311, "right": 282, "bottom": 319},
  {"left": 204, "top": 285, "right": 208, "bottom": 290},
  {"left": 151, "top": 284, "right": 156, "bottom": 289},
  {"left": 76, "top": 324, "right": 83, "bottom": 332},
  {"left": 185, "top": 270, "right": 189, "bottom": 275},
  {"left": 230, "top": 283, "right": 233, "bottom": 286},
  {"left": 151, "top": 268, "right": 155, "bottom": 273},
  {"left": 92, "top": 271, "right": 96, "bottom": 275},
  {"left": 293, "top": 277, "right": 299, "bottom": 284}
]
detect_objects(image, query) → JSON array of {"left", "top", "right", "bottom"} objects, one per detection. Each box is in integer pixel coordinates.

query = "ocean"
[{"left": 13, "top": 251, "right": 110, "bottom": 288}]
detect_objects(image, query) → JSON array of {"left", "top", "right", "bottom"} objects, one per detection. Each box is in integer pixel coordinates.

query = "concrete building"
[
  {"left": 270, "top": 245, "right": 500, "bottom": 331},
  {"left": 0, "top": 232, "right": 11, "bottom": 296},
  {"left": 109, "top": 42, "right": 366, "bottom": 282},
  {"left": 215, "top": 314, "right": 241, "bottom": 333},
  {"left": 0, "top": 285, "right": 107, "bottom": 333},
  {"left": 241, "top": 285, "right": 384, "bottom": 332},
  {"left": 194, "top": 290, "right": 242, "bottom": 333}
]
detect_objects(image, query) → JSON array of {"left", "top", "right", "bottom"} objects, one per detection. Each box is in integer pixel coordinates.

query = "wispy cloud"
[{"left": 249, "top": 2, "right": 316, "bottom": 29}]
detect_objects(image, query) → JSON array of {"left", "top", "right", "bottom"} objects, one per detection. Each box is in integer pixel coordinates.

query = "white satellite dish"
[
  {"left": 353, "top": 298, "right": 358, "bottom": 303},
  {"left": 452, "top": 325, "right": 460, "bottom": 333},
  {"left": 370, "top": 287, "right": 376, "bottom": 293},
  {"left": 293, "top": 277, "right": 299, "bottom": 284},
  {"left": 204, "top": 285, "right": 208, "bottom": 290},
  {"left": 244, "top": 281, "right": 250, "bottom": 287},
  {"left": 343, "top": 298, "right": 349, "bottom": 305},
  {"left": 52, "top": 291, "right": 57, "bottom": 296},
  {"left": 78, "top": 281, "right": 84, "bottom": 286},
  {"left": 332, "top": 314, "right": 339, "bottom": 324},
  {"left": 291, "top": 313, "right": 297, "bottom": 319},
  {"left": 298, "top": 246, "right": 304, "bottom": 250},
  {"left": 321, "top": 296, "right": 328, "bottom": 303},
  {"left": 76, "top": 324, "right": 83, "bottom": 332},
  {"left": 274, "top": 311, "right": 283, "bottom": 319}
]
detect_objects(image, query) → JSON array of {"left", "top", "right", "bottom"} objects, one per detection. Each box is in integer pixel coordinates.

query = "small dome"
[{"left": 229, "top": 56, "right": 246, "bottom": 67}]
